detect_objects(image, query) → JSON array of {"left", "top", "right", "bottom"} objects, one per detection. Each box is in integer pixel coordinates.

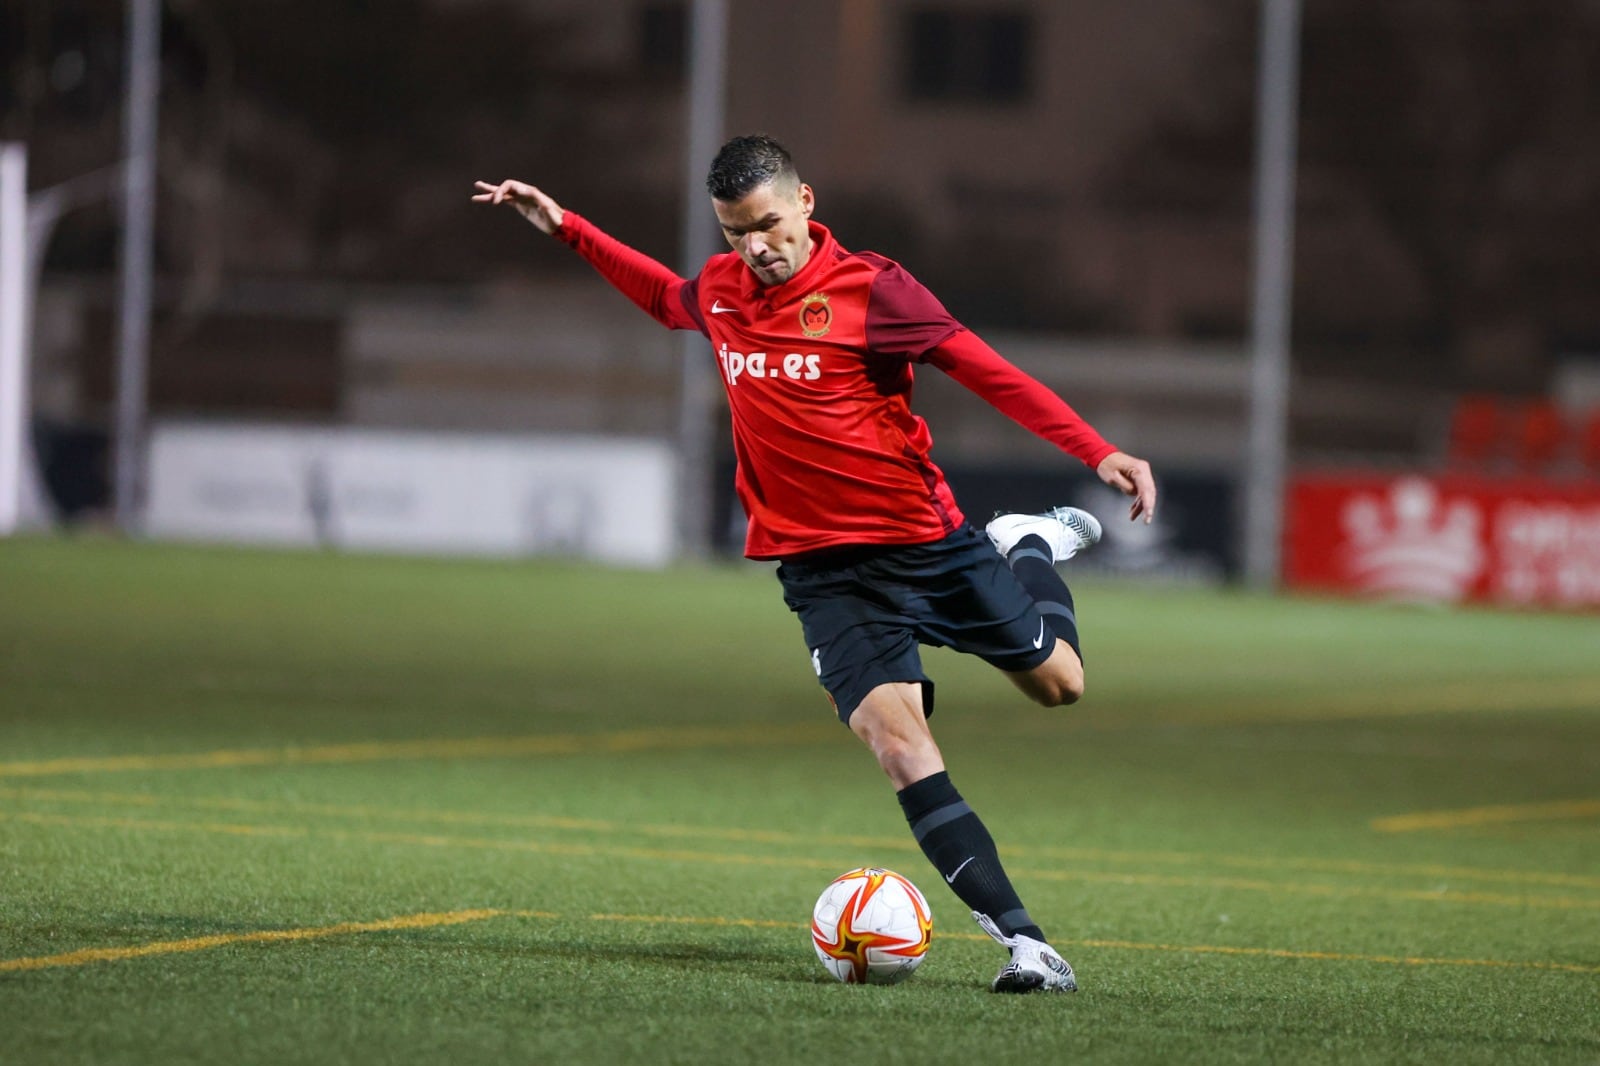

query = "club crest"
[{"left": 800, "top": 292, "right": 832, "bottom": 338}]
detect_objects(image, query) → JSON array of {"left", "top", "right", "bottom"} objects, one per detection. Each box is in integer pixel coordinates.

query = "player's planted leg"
[
  {"left": 851, "top": 682, "right": 1072, "bottom": 992},
  {"left": 896, "top": 770, "right": 1046, "bottom": 943},
  {"left": 975, "top": 911, "right": 1079, "bottom": 993},
  {"left": 897, "top": 771, "right": 1080, "bottom": 993}
]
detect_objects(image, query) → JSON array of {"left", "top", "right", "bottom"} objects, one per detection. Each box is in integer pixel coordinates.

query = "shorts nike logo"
[
  {"left": 945, "top": 856, "right": 976, "bottom": 884},
  {"left": 1032, "top": 619, "right": 1047, "bottom": 650},
  {"left": 710, "top": 300, "right": 736, "bottom": 314}
]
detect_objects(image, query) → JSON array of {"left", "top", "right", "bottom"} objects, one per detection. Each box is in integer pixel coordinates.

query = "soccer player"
[{"left": 473, "top": 135, "right": 1156, "bottom": 994}]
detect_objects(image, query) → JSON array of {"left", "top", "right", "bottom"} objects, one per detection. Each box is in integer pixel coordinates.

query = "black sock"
[
  {"left": 1005, "top": 533, "right": 1081, "bottom": 659},
  {"left": 896, "top": 771, "right": 1045, "bottom": 943}
]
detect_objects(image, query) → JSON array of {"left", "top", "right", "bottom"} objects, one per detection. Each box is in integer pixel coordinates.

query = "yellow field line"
[
  {"left": 1009, "top": 866, "right": 1600, "bottom": 910},
  {"left": 1, "top": 810, "right": 847, "bottom": 868},
  {"left": 8, "top": 809, "right": 1599, "bottom": 912},
  {"left": 0, "top": 723, "right": 840, "bottom": 779},
  {"left": 7, "top": 785, "right": 1597, "bottom": 891},
  {"left": 7, "top": 908, "right": 1592, "bottom": 976},
  {"left": 1190, "top": 676, "right": 1600, "bottom": 725},
  {"left": 589, "top": 916, "right": 1600, "bottom": 974},
  {"left": 1033, "top": 935, "right": 1600, "bottom": 976},
  {"left": 1, "top": 674, "right": 1589, "bottom": 783},
  {"left": 0, "top": 909, "right": 507, "bottom": 973},
  {"left": 1371, "top": 799, "right": 1600, "bottom": 833},
  {"left": 6, "top": 810, "right": 318, "bottom": 840},
  {"left": 587, "top": 913, "right": 801, "bottom": 931},
  {"left": 958, "top": 676, "right": 1600, "bottom": 732}
]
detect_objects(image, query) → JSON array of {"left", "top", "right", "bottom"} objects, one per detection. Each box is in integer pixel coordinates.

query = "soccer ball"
[{"left": 810, "top": 867, "right": 933, "bottom": 984}]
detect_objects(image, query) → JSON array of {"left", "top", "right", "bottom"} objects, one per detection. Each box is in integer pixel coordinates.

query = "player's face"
[{"left": 713, "top": 179, "right": 815, "bottom": 287}]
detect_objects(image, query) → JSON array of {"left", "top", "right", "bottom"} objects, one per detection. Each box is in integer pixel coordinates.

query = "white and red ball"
[{"left": 810, "top": 867, "right": 933, "bottom": 984}]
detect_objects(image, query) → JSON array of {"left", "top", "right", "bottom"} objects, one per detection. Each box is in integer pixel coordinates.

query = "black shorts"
[{"left": 775, "top": 522, "right": 1054, "bottom": 723}]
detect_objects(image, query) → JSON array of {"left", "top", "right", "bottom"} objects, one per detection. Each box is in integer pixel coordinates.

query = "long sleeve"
[
  {"left": 925, "top": 329, "right": 1118, "bottom": 469},
  {"left": 555, "top": 211, "right": 703, "bottom": 332}
]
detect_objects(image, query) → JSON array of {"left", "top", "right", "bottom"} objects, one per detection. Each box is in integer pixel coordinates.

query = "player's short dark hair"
[{"left": 706, "top": 135, "right": 799, "bottom": 202}]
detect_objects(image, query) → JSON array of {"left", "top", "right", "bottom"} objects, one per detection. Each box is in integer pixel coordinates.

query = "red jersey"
[{"left": 557, "top": 213, "right": 1117, "bottom": 559}]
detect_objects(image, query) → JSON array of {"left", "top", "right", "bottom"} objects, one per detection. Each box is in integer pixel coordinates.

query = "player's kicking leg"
[
  {"left": 985, "top": 506, "right": 1102, "bottom": 707},
  {"left": 848, "top": 682, "right": 1077, "bottom": 993}
]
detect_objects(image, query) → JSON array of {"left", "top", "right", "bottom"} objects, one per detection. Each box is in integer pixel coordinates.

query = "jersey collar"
[{"left": 739, "top": 220, "right": 836, "bottom": 302}]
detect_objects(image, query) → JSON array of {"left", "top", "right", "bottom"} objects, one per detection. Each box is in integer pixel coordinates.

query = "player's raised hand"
[
  {"left": 1095, "top": 450, "right": 1157, "bottom": 524},
  {"left": 472, "top": 179, "right": 565, "bottom": 235}
]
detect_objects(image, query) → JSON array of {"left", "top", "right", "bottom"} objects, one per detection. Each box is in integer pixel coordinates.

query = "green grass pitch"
[{"left": 1, "top": 536, "right": 1597, "bottom": 1064}]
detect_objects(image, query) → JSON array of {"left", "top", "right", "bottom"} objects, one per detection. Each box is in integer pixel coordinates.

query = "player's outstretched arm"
[
  {"left": 472, "top": 179, "right": 565, "bottom": 235},
  {"left": 918, "top": 326, "right": 1155, "bottom": 520},
  {"left": 473, "top": 178, "right": 699, "bottom": 332},
  {"left": 1096, "top": 450, "right": 1157, "bottom": 524}
]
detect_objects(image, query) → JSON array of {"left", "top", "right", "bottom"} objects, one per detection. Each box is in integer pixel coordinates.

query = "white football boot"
[
  {"left": 974, "top": 911, "right": 1079, "bottom": 994},
  {"left": 984, "top": 506, "right": 1103, "bottom": 563}
]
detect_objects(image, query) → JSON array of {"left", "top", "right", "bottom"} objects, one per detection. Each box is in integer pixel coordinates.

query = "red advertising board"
[{"left": 1285, "top": 472, "right": 1600, "bottom": 608}]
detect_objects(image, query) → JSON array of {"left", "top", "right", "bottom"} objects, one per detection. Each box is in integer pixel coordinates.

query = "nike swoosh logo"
[
  {"left": 945, "top": 856, "right": 977, "bottom": 884},
  {"left": 1032, "top": 619, "right": 1047, "bottom": 650},
  {"left": 710, "top": 301, "right": 736, "bottom": 314}
]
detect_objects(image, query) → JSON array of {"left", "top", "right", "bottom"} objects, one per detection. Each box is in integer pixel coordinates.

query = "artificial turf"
[{"left": 1, "top": 536, "right": 1596, "bottom": 1064}]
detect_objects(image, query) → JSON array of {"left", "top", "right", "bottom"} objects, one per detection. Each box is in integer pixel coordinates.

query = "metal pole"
[
  {"left": 675, "top": 0, "right": 728, "bottom": 560},
  {"left": 0, "top": 144, "right": 27, "bottom": 535},
  {"left": 112, "top": 0, "right": 161, "bottom": 532},
  {"left": 1244, "top": 0, "right": 1302, "bottom": 590}
]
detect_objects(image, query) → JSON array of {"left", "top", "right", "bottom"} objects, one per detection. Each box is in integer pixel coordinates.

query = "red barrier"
[{"left": 1285, "top": 472, "right": 1600, "bottom": 608}]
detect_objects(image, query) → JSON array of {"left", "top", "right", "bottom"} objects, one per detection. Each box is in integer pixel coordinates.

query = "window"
[{"left": 904, "top": 9, "right": 1033, "bottom": 104}]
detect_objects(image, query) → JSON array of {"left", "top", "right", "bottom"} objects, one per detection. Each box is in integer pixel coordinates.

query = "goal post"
[
  {"left": 0, "top": 141, "right": 63, "bottom": 536},
  {"left": 0, "top": 142, "right": 29, "bottom": 535}
]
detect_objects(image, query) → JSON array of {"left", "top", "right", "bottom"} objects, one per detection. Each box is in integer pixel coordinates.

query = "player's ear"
[{"left": 799, "top": 183, "right": 815, "bottom": 217}]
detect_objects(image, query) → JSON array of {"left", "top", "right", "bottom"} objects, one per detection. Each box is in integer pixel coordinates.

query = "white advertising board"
[{"left": 147, "top": 423, "right": 676, "bottom": 567}]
